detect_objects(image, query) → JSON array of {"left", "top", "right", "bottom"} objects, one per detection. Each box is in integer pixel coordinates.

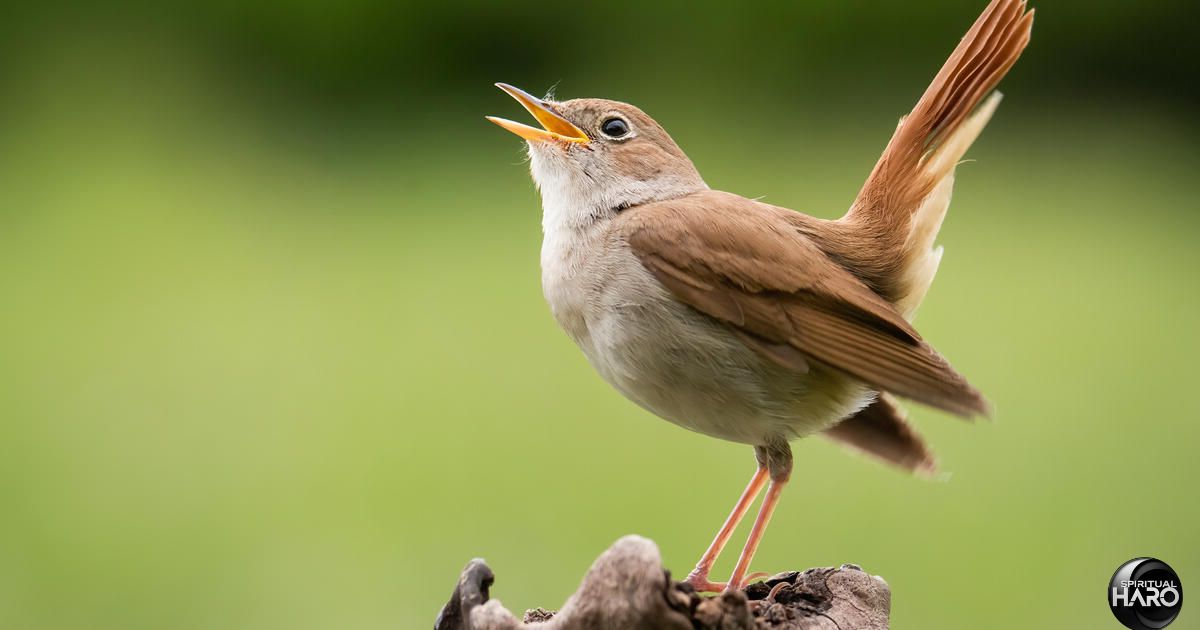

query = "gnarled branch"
[{"left": 435, "top": 535, "right": 890, "bottom": 629}]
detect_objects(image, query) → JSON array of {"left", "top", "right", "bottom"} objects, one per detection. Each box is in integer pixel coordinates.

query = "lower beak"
[{"left": 486, "top": 83, "right": 590, "bottom": 144}]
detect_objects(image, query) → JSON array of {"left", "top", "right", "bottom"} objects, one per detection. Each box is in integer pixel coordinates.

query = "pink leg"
[
  {"left": 724, "top": 474, "right": 789, "bottom": 592},
  {"left": 683, "top": 466, "right": 769, "bottom": 592}
]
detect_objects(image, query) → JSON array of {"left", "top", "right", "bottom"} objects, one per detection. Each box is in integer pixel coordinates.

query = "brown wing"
[
  {"left": 620, "top": 190, "right": 988, "bottom": 418},
  {"left": 824, "top": 393, "right": 937, "bottom": 476}
]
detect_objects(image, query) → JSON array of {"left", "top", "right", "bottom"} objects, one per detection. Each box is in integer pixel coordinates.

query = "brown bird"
[{"left": 487, "top": 0, "right": 1033, "bottom": 593}]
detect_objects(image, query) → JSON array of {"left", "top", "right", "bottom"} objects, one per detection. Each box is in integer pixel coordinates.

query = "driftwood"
[{"left": 434, "top": 535, "right": 890, "bottom": 629}]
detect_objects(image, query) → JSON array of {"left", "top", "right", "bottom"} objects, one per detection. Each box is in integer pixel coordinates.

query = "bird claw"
[{"left": 743, "top": 571, "right": 771, "bottom": 584}]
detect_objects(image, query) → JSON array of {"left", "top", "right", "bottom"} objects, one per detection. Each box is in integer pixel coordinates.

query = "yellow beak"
[{"left": 486, "top": 83, "right": 590, "bottom": 144}]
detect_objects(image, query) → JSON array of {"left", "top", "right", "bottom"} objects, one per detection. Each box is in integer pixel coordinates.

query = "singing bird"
[{"left": 487, "top": 0, "right": 1033, "bottom": 593}]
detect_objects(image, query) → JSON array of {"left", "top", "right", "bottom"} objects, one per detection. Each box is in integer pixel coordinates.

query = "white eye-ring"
[{"left": 599, "top": 115, "right": 633, "bottom": 140}]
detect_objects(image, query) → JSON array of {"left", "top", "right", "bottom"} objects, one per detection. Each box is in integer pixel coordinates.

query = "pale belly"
[{"left": 544, "top": 243, "right": 871, "bottom": 447}]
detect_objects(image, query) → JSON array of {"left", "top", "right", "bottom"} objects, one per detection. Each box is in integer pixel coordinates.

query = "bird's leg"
[
  {"left": 683, "top": 464, "right": 769, "bottom": 592},
  {"left": 723, "top": 479, "right": 787, "bottom": 591},
  {"left": 724, "top": 442, "right": 793, "bottom": 593}
]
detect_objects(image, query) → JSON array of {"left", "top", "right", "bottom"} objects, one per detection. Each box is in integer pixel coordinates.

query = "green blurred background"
[{"left": 1, "top": 1, "right": 1197, "bottom": 628}]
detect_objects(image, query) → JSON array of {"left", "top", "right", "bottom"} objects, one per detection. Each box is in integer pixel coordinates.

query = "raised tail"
[{"left": 840, "top": 0, "right": 1034, "bottom": 317}]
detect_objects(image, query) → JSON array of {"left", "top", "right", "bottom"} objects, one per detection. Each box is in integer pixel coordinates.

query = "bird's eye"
[{"left": 600, "top": 117, "right": 630, "bottom": 138}]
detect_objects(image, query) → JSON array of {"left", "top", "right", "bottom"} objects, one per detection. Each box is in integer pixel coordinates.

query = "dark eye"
[{"left": 601, "top": 117, "right": 630, "bottom": 138}]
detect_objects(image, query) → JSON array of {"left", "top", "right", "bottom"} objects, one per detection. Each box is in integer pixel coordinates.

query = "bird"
[{"left": 486, "top": 0, "right": 1033, "bottom": 594}]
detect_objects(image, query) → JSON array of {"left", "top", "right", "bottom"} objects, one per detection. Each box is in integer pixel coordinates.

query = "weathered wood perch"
[{"left": 434, "top": 535, "right": 890, "bottom": 629}]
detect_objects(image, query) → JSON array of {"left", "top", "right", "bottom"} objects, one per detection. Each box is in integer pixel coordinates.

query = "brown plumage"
[
  {"left": 821, "top": 0, "right": 1035, "bottom": 305},
  {"left": 489, "top": 0, "right": 1033, "bottom": 594},
  {"left": 622, "top": 191, "right": 989, "bottom": 419},
  {"left": 823, "top": 393, "right": 937, "bottom": 475}
]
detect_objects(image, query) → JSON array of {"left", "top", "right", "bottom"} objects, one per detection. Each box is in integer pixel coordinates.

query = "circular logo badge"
[{"left": 1109, "top": 558, "right": 1183, "bottom": 630}]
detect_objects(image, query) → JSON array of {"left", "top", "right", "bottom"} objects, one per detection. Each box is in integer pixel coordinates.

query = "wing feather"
[{"left": 621, "top": 191, "right": 988, "bottom": 418}]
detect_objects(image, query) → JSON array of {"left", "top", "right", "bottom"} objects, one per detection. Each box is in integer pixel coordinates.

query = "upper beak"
[{"left": 486, "top": 83, "right": 590, "bottom": 144}]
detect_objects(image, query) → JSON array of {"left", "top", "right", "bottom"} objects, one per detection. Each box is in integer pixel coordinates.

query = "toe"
[{"left": 683, "top": 574, "right": 728, "bottom": 593}]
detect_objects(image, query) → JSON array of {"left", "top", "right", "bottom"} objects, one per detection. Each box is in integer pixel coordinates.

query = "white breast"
[
  {"left": 539, "top": 218, "right": 870, "bottom": 447},
  {"left": 530, "top": 146, "right": 868, "bottom": 447}
]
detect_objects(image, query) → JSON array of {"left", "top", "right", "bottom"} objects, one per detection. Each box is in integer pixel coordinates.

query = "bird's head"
[{"left": 488, "top": 83, "right": 707, "bottom": 228}]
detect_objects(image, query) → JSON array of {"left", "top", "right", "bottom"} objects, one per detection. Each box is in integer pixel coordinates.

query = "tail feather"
[
  {"left": 823, "top": 393, "right": 938, "bottom": 476},
  {"left": 841, "top": 0, "right": 1034, "bottom": 307}
]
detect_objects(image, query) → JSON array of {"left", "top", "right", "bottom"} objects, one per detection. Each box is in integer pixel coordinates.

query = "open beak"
[{"left": 486, "top": 83, "right": 590, "bottom": 144}]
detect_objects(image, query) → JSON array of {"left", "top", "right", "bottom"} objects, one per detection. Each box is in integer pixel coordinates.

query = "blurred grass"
[{"left": 1, "top": 11, "right": 1199, "bottom": 630}]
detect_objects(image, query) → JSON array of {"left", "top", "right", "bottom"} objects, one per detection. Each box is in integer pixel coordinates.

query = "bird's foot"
[
  {"left": 725, "top": 571, "right": 770, "bottom": 593},
  {"left": 682, "top": 570, "right": 727, "bottom": 593},
  {"left": 686, "top": 570, "right": 771, "bottom": 593}
]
